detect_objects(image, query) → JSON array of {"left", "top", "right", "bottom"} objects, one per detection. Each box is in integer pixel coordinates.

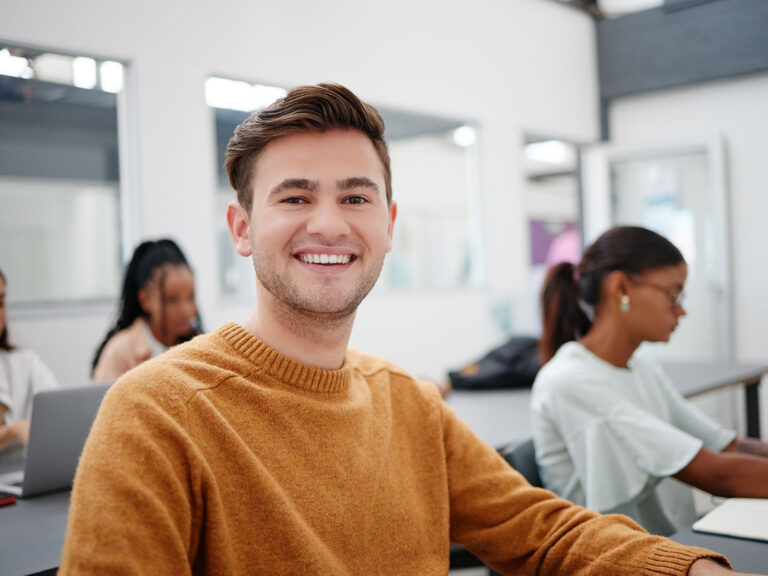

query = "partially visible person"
[
  {"left": 92, "top": 239, "right": 201, "bottom": 382},
  {"left": 0, "top": 268, "right": 59, "bottom": 451},
  {"left": 531, "top": 226, "right": 768, "bottom": 536}
]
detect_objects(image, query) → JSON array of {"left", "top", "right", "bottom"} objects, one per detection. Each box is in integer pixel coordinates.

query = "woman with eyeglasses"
[{"left": 530, "top": 225, "right": 768, "bottom": 536}]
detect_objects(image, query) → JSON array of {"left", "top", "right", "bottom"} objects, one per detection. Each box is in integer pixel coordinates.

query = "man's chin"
[{"left": 292, "top": 299, "right": 361, "bottom": 320}]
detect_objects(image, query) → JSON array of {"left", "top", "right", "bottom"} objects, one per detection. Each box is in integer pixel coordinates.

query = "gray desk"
[
  {"left": 445, "top": 388, "right": 532, "bottom": 448},
  {"left": 0, "top": 490, "right": 69, "bottom": 576},
  {"left": 447, "top": 361, "right": 767, "bottom": 448},
  {"left": 663, "top": 362, "right": 766, "bottom": 438},
  {"left": 672, "top": 527, "right": 768, "bottom": 573}
]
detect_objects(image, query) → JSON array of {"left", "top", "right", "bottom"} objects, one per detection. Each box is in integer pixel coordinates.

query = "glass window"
[
  {"left": 520, "top": 135, "right": 583, "bottom": 333},
  {"left": 0, "top": 44, "right": 125, "bottom": 305},
  {"left": 380, "top": 124, "right": 482, "bottom": 291},
  {"left": 206, "top": 79, "right": 288, "bottom": 300}
]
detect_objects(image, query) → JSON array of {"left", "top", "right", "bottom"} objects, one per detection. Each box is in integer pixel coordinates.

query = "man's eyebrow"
[
  {"left": 338, "top": 177, "right": 380, "bottom": 193},
  {"left": 268, "top": 178, "right": 318, "bottom": 197}
]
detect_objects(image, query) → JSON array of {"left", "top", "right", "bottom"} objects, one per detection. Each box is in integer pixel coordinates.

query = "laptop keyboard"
[{"left": 0, "top": 470, "right": 23, "bottom": 487}]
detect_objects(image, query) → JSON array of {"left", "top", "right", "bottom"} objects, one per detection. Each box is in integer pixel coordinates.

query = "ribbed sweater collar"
[{"left": 217, "top": 322, "right": 350, "bottom": 394}]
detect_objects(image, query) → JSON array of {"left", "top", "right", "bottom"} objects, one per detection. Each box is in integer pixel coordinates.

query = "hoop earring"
[{"left": 620, "top": 294, "right": 630, "bottom": 313}]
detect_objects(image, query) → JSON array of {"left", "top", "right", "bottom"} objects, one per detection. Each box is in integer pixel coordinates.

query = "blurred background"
[{"left": 1, "top": 0, "right": 766, "bottom": 433}]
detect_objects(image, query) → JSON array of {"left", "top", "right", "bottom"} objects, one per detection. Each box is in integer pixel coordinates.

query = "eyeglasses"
[{"left": 631, "top": 279, "right": 685, "bottom": 307}]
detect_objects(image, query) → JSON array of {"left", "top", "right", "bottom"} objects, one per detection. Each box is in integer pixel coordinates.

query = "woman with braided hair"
[{"left": 92, "top": 239, "right": 201, "bottom": 382}]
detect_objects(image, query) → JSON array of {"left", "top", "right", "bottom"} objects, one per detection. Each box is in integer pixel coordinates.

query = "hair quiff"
[{"left": 225, "top": 82, "right": 392, "bottom": 213}]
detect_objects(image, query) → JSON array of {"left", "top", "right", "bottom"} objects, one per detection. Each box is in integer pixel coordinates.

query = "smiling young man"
[
  {"left": 60, "top": 84, "right": 760, "bottom": 576},
  {"left": 226, "top": 127, "right": 396, "bottom": 370}
]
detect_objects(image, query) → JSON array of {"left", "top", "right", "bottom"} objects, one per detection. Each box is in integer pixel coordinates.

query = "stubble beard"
[{"left": 252, "top": 246, "right": 385, "bottom": 329}]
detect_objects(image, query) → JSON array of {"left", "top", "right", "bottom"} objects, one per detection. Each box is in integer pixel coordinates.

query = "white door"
[{"left": 580, "top": 138, "right": 731, "bottom": 361}]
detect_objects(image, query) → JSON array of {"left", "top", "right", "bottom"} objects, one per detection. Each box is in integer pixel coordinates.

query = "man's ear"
[
  {"left": 226, "top": 201, "right": 253, "bottom": 257},
  {"left": 385, "top": 201, "right": 397, "bottom": 253}
]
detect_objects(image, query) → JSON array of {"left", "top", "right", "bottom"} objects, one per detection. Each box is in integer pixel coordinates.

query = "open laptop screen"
[{"left": 0, "top": 382, "right": 110, "bottom": 498}]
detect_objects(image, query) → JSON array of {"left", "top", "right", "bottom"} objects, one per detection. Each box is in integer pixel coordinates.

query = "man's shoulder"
[
  {"left": 345, "top": 348, "right": 442, "bottom": 400},
  {"left": 112, "top": 330, "right": 233, "bottom": 399},
  {"left": 345, "top": 348, "right": 413, "bottom": 382}
]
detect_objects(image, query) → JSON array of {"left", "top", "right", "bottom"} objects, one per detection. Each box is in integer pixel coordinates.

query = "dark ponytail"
[
  {"left": 539, "top": 262, "right": 591, "bottom": 364},
  {"left": 91, "top": 239, "right": 201, "bottom": 373},
  {"left": 538, "top": 226, "right": 685, "bottom": 364}
]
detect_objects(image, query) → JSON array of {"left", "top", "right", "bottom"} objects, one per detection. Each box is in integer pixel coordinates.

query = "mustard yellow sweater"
[{"left": 60, "top": 323, "right": 724, "bottom": 575}]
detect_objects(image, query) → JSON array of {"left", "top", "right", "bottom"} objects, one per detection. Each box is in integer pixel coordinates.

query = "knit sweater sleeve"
[
  {"left": 440, "top": 402, "right": 729, "bottom": 576},
  {"left": 60, "top": 365, "right": 203, "bottom": 575}
]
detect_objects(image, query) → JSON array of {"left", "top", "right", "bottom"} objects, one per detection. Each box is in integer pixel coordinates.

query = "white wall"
[
  {"left": 608, "top": 72, "right": 768, "bottom": 365},
  {"left": 1, "top": 0, "right": 599, "bottom": 384}
]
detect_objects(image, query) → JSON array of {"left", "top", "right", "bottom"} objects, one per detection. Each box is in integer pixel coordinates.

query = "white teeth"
[{"left": 300, "top": 253, "right": 351, "bottom": 265}]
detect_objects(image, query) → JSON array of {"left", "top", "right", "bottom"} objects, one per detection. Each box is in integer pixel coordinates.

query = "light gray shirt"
[
  {"left": 0, "top": 348, "right": 59, "bottom": 424},
  {"left": 530, "top": 341, "right": 735, "bottom": 535}
]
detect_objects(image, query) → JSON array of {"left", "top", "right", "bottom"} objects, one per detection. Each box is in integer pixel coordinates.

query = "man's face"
[{"left": 234, "top": 129, "right": 396, "bottom": 319}]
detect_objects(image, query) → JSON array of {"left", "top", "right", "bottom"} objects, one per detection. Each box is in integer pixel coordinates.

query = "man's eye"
[
  {"left": 282, "top": 197, "right": 307, "bottom": 204},
  {"left": 344, "top": 196, "right": 368, "bottom": 205}
]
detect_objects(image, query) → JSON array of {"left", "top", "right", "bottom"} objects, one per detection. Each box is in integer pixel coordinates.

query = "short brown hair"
[{"left": 225, "top": 83, "right": 391, "bottom": 213}]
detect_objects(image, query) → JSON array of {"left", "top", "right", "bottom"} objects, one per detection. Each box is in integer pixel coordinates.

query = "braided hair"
[{"left": 91, "top": 239, "right": 201, "bottom": 373}]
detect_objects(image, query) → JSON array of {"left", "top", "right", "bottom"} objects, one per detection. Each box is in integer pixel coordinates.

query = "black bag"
[{"left": 448, "top": 336, "right": 540, "bottom": 390}]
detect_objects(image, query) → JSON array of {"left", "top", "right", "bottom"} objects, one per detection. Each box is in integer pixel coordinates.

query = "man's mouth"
[{"left": 298, "top": 253, "right": 354, "bottom": 265}]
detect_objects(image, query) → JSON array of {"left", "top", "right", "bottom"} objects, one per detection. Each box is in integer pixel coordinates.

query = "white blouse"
[
  {"left": 0, "top": 348, "right": 59, "bottom": 424},
  {"left": 531, "top": 341, "right": 735, "bottom": 535}
]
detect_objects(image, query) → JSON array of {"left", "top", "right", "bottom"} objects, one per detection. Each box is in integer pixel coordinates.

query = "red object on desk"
[{"left": 0, "top": 492, "right": 17, "bottom": 507}]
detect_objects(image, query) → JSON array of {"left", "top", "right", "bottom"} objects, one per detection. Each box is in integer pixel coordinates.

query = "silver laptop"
[{"left": 0, "top": 382, "right": 110, "bottom": 498}]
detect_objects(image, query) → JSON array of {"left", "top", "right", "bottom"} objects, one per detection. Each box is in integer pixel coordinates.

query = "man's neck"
[{"left": 242, "top": 301, "right": 354, "bottom": 370}]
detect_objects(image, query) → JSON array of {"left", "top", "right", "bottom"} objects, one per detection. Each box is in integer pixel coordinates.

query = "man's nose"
[{"left": 305, "top": 201, "right": 351, "bottom": 239}]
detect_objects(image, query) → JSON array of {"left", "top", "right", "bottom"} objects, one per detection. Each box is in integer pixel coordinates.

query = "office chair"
[{"left": 498, "top": 437, "right": 542, "bottom": 488}]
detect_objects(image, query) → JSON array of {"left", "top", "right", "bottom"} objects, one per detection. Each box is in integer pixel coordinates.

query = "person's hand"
[
  {"left": 0, "top": 424, "right": 15, "bottom": 451},
  {"left": 0, "top": 420, "right": 30, "bottom": 451},
  {"left": 689, "top": 558, "right": 764, "bottom": 575}
]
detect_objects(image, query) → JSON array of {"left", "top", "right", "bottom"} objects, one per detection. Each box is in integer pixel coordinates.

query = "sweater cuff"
[{"left": 644, "top": 541, "right": 731, "bottom": 576}]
